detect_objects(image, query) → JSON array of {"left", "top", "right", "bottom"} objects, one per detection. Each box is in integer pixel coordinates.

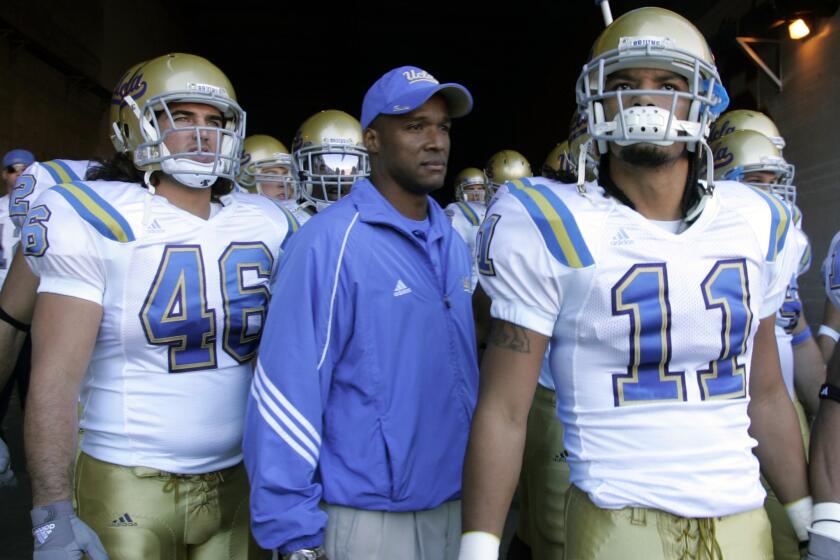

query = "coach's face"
[{"left": 366, "top": 95, "right": 451, "bottom": 195}]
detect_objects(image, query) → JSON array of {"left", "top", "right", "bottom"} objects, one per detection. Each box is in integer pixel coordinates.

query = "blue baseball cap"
[
  {"left": 361, "top": 66, "right": 473, "bottom": 129},
  {"left": 2, "top": 149, "right": 35, "bottom": 169}
]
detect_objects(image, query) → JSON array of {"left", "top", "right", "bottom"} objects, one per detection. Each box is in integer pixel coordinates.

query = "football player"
[
  {"left": 810, "top": 235, "right": 840, "bottom": 558},
  {"left": 24, "top": 53, "right": 295, "bottom": 559},
  {"left": 709, "top": 109, "right": 787, "bottom": 150},
  {"left": 292, "top": 109, "right": 369, "bottom": 214},
  {"left": 458, "top": 8, "right": 810, "bottom": 560},
  {"left": 540, "top": 141, "right": 576, "bottom": 183},
  {"left": 445, "top": 167, "right": 488, "bottom": 291},
  {"left": 712, "top": 129, "right": 825, "bottom": 559},
  {"left": 240, "top": 134, "right": 310, "bottom": 225},
  {"left": 483, "top": 149, "right": 531, "bottom": 205},
  {"left": 819, "top": 236, "right": 840, "bottom": 361}
]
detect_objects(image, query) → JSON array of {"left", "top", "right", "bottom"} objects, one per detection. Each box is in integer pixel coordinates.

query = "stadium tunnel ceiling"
[
  {"left": 173, "top": 1, "right": 726, "bottom": 186},
  {"left": 10, "top": 0, "right": 807, "bottom": 199}
]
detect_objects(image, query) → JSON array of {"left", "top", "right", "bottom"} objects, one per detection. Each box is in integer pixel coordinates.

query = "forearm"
[
  {"left": 25, "top": 292, "right": 102, "bottom": 506},
  {"left": 810, "top": 349, "right": 840, "bottom": 502},
  {"left": 462, "top": 320, "right": 546, "bottom": 537},
  {"left": 750, "top": 386, "right": 809, "bottom": 504},
  {"left": 25, "top": 376, "right": 80, "bottom": 505},
  {"left": 793, "top": 336, "right": 826, "bottom": 418},
  {"left": 461, "top": 399, "right": 528, "bottom": 536}
]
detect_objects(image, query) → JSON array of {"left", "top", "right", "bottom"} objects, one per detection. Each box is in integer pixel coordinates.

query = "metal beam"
[{"left": 736, "top": 36, "right": 783, "bottom": 91}]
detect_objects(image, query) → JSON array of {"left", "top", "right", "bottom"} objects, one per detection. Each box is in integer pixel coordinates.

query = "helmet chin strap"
[{"left": 142, "top": 170, "right": 155, "bottom": 226}]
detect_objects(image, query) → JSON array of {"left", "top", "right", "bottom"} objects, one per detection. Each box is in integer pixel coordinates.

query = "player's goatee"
[{"left": 619, "top": 143, "right": 671, "bottom": 167}]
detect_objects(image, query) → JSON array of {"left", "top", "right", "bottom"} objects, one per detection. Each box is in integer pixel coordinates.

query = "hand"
[
  {"left": 31, "top": 500, "right": 108, "bottom": 559},
  {"left": 807, "top": 531, "right": 840, "bottom": 560}
]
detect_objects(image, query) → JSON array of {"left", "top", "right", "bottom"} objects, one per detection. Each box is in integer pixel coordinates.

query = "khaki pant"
[
  {"left": 75, "top": 452, "right": 267, "bottom": 560},
  {"left": 324, "top": 500, "right": 461, "bottom": 560},
  {"left": 516, "top": 384, "right": 569, "bottom": 559},
  {"left": 564, "top": 485, "right": 772, "bottom": 560}
]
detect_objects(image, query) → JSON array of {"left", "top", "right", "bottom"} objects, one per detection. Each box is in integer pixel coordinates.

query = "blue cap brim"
[{"left": 367, "top": 83, "right": 473, "bottom": 127}]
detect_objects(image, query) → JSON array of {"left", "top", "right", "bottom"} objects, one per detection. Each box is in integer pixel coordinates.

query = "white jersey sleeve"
[
  {"left": 0, "top": 194, "right": 17, "bottom": 288},
  {"left": 823, "top": 230, "right": 840, "bottom": 310},
  {"left": 477, "top": 181, "right": 594, "bottom": 336},
  {"left": 23, "top": 186, "right": 106, "bottom": 304},
  {"left": 10, "top": 160, "right": 96, "bottom": 230}
]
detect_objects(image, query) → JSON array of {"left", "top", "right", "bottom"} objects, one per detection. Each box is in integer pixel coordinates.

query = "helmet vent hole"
[{"left": 641, "top": 127, "right": 646, "bottom": 132}]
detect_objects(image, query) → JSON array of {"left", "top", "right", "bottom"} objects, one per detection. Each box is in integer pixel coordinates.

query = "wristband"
[
  {"left": 792, "top": 326, "right": 813, "bottom": 346},
  {"left": 818, "top": 324, "right": 840, "bottom": 343},
  {"left": 811, "top": 502, "right": 840, "bottom": 540},
  {"left": 0, "top": 305, "right": 29, "bottom": 333},
  {"left": 784, "top": 495, "right": 813, "bottom": 542},
  {"left": 458, "top": 531, "right": 500, "bottom": 560}
]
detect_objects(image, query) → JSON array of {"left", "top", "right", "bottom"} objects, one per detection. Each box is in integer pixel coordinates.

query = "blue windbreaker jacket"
[{"left": 243, "top": 179, "right": 479, "bottom": 553}]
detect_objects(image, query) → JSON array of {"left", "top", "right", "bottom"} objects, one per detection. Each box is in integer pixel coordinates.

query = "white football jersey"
[
  {"left": 10, "top": 159, "right": 97, "bottom": 230},
  {"left": 478, "top": 177, "right": 800, "bottom": 518},
  {"left": 444, "top": 201, "right": 486, "bottom": 291},
  {"left": 823, "top": 230, "right": 840, "bottom": 311},
  {"left": 774, "top": 214, "right": 810, "bottom": 397},
  {"left": 0, "top": 194, "right": 19, "bottom": 288},
  {"left": 277, "top": 199, "right": 312, "bottom": 226},
  {"left": 24, "top": 181, "right": 296, "bottom": 474}
]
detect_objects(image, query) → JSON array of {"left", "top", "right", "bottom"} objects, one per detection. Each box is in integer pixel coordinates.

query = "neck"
[
  {"left": 609, "top": 153, "right": 689, "bottom": 220},
  {"left": 369, "top": 171, "right": 429, "bottom": 221},
  {"left": 154, "top": 175, "right": 214, "bottom": 219}
]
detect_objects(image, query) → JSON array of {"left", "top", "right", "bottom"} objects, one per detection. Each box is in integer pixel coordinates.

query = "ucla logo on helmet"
[
  {"left": 569, "top": 113, "right": 588, "bottom": 142},
  {"left": 709, "top": 120, "right": 735, "bottom": 142},
  {"left": 111, "top": 71, "right": 147, "bottom": 108},
  {"left": 713, "top": 145, "right": 734, "bottom": 169},
  {"left": 402, "top": 69, "right": 439, "bottom": 85}
]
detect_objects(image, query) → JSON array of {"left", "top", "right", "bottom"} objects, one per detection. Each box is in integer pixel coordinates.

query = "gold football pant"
[
  {"left": 515, "top": 384, "right": 569, "bottom": 559},
  {"left": 564, "top": 485, "right": 772, "bottom": 560},
  {"left": 74, "top": 452, "right": 267, "bottom": 560}
]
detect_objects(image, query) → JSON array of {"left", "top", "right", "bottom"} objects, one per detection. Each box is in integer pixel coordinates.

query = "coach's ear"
[{"left": 363, "top": 124, "right": 380, "bottom": 156}]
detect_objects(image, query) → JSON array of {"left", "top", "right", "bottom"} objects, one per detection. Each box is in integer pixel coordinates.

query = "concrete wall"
[
  {"left": 759, "top": 13, "right": 840, "bottom": 323},
  {"left": 0, "top": 0, "right": 183, "bottom": 165}
]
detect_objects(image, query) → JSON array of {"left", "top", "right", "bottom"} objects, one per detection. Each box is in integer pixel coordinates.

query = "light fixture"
[{"left": 788, "top": 18, "right": 811, "bottom": 39}]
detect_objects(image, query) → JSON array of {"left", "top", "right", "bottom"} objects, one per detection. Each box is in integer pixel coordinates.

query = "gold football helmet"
[
  {"left": 454, "top": 168, "right": 487, "bottom": 203},
  {"left": 109, "top": 60, "right": 147, "bottom": 153},
  {"left": 712, "top": 130, "right": 795, "bottom": 203},
  {"left": 484, "top": 150, "right": 532, "bottom": 203},
  {"left": 292, "top": 110, "right": 369, "bottom": 210},
  {"left": 239, "top": 135, "right": 298, "bottom": 200},
  {"left": 709, "top": 110, "right": 785, "bottom": 150},
  {"left": 576, "top": 7, "right": 727, "bottom": 155},
  {"left": 116, "top": 53, "right": 245, "bottom": 188},
  {"left": 541, "top": 141, "right": 576, "bottom": 182}
]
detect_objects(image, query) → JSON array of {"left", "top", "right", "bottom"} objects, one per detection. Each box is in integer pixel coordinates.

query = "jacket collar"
[{"left": 349, "top": 179, "right": 449, "bottom": 244}]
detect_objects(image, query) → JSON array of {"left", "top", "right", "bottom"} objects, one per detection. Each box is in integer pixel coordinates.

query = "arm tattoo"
[{"left": 488, "top": 320, "right": 531, "bottom": 353}]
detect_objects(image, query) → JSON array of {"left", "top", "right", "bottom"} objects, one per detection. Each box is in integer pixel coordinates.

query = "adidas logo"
[
  {"left": 145, "top": 219, "right": 164, "bottom": 233},
  {"left": 33, "top": 522, "right": 55, "bottom": 544},
  {"left": 110, "top": 513, "right": 138, "bottom": 527},
  {"left": 610, "top": 228, "right": 633, "bottom": 246},
  {"left": 393, "top": 279, "right": 412, "bottom": 297}
]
